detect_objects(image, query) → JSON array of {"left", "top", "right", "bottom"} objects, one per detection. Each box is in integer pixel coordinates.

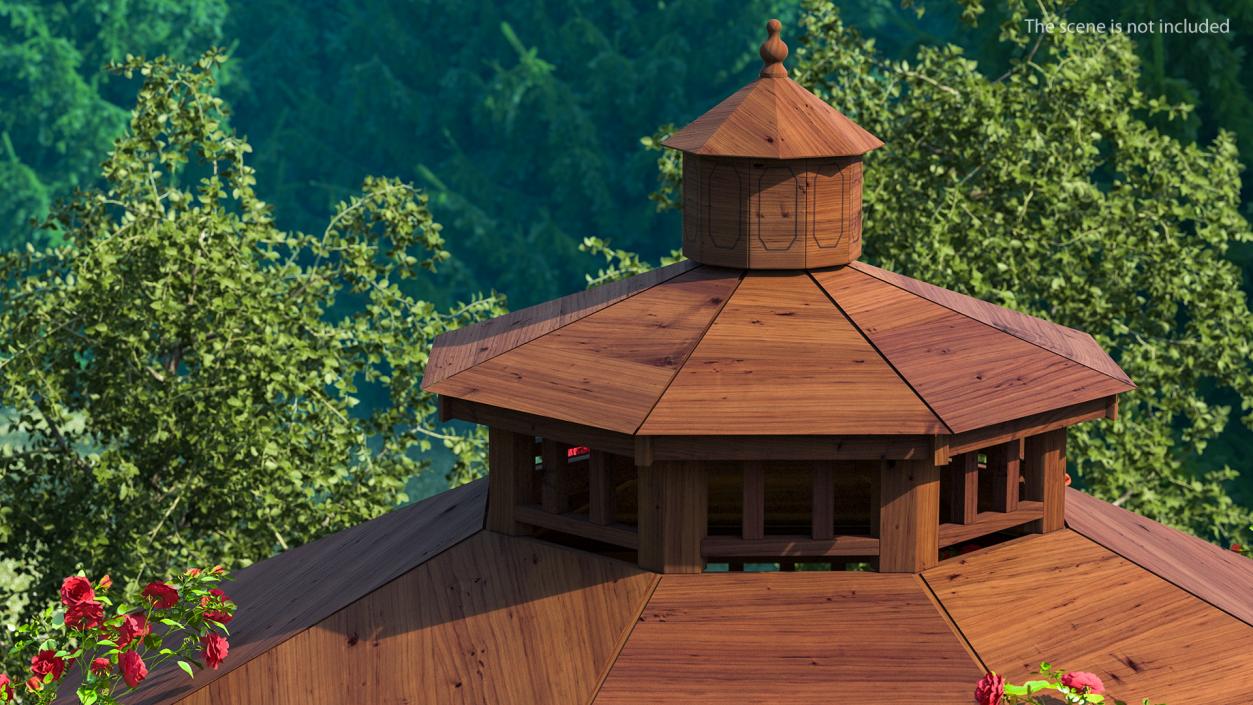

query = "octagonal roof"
[{"left": 421, "top": 260, "right": 1133, "bottom": 437}]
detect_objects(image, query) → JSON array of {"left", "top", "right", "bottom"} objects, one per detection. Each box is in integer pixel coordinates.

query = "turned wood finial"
[{"left": 759, "top": 19, "right": 788, "bottom": 77}]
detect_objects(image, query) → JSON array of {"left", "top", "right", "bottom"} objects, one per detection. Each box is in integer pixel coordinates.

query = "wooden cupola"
[
  {"left": 421, "top": 19, "right": 1135, "bottom": 577},
  {"left": 663, "top": 19, "right": 883, "bottom": 269}
]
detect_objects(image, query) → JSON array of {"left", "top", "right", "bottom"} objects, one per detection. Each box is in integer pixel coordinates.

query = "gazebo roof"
[
  {"left": 661, "top": 19, "right": 883, "bottom": 159},
  {"left": 117, "top": 483, "right": 1253, "bottom": 705},
  {"left": 422, "top": 260, "right": 1133, "bottom": 437}
]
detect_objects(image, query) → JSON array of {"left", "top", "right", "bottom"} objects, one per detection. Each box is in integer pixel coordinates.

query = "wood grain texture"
[
  {"left": 442, "top": 397, "right": 637, "bottom": 458},
  {"left": 180, "top": 532, "right": 657, "bottom": 705},
  {"left": 129, "top": 481, "right": 487, "bottom": 705},
  {"left": 423, "top": 259, "right": 697, "bottom": 387},
  {"left": 937, "top": 501, "right": 1043, "bottom": 548},
  {"left": 924, "top": 530, "right": 1253, "bottom": 705},
  {"left": 487, "top": 427, "right": 537, "bottom": 535},
  {"left": 946, "top": 396, "right": 1111, "bottom": 456},
  {"left": 638, "top": 462, "right": 708, "bottom": 573},
  {"left": 431, "top": 266, "right": 741, "bottom": 434},
  {"left": 1023, "top": 429, "right": 1065, "bottom": 533},
  {"left": 942, "top": 452, "right": 979, "bottom": 524},
  {"left": 815, "top": 266, "right": 1131, "bottom": 433},
  {"left": 662, "top": 76, "right": 883, "bottom": 159},
  {"left": 594, "top": 572, "right": 983, "bottom": 704},
  {"left": 588, "top": 450, "right": 615, "bottom": 525},
  {"left": 541, "top": 438, "right": 577, "bottom": 513},
  {"left": 701, "top": 534, "right": 878, "bottom": 559},
  {"left": 982, "top": 439, "right": 1021, "bottom": 513},
  {"left": 1066, "top": 488, "right": 1253, "bottom": 626},
  {"left": 648, "top": 434, "right": 933, "bottom": 461},
  {"left": 742, "top": 462, "right": 765, "bottom": 540},
  {"left": 878, "top": 459, "right": 940, "bottom": 572},
  {"left": 641, "top": 271, "right": 946, "bottom": 435},
  {"left": 850, "top": 261, "right": 1133, "bottom": 386},
  {"left": 812, "top": 464, "right": 835, "bottom": 540}
]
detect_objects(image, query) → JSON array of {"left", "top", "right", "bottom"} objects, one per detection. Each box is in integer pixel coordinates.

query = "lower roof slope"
[
  {"left": 424, "top": 262, "right": 1134, "bottom": 436},
  {"left": 127, "top": 486, "right": 1251, "bottom": 705}
]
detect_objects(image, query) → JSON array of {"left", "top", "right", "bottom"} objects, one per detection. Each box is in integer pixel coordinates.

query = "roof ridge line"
[
  {"left": 807, "top": 270, "right": 954, "bottom": 435},
  {"left": 849, "top": 262, "right": 1134, "bottom": 389},
  {"left": 588, "top": 573, "right": 664, "bottom": 703},
  {"left": 634, "top": 268, "right": 747, "bottom": 435},
  {"left": 429, "top": 261, "right": 700, "bottom": 392},
  {"left": 917, "top": 573, "right": 990, "bottom": 673}
]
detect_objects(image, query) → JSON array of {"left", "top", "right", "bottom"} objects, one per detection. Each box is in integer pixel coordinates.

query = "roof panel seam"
[
  {"left": 850, "top": 263, "right": 1134, "bottom": 389},
  {"left": 916, "top": 573, "right": 990, "bottom": 673},
  {"left": 634, "top": 269, "right": 747, "bottom": 435},
  {"left": 806, "top": 271, "right": 954, "bottom": 434}
]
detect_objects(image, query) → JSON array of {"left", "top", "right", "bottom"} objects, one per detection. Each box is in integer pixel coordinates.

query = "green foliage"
[
  {"left": 579, "top": 236, "right": 682, "bottom": 288},
  {"left": 791, "top": 0, "right": 1252, "bottom": 540},
  {"left": 0, "top": 52, "right": 503, "bottom": 631},
  {"left": 0, "top": 0, "right": 228, "bottom": 247}
]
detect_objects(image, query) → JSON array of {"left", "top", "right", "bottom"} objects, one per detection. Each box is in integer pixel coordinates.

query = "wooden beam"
[
  {"left": 702, "top": 534, "right": 878, "bottom": 559},
  {"left": 878, "top": 459, "right": 939, "bottom": 573},
  {"left": 1023, "top": 428, "right": 1067, "bottom": 533},
  {"left": 649, "top": 434, "right": 932, "bottom": 462},
  {"left": 942, "top": 452, "right": 979, "bottom": 525},
  {"left": 947, "top": 396, "right": 1109, "bottom": 456},
  {"left": 812, "top": 465, "right": 834, "bottom": 540},
  {"left": 443, "top": 397, "right": 636, "bottom": 457},
  {"left": 486, "top": 427, "right": 536, "bottom": 535},
  {"left": 938, "top": 501, "right": 1043, "bottom": 548},
  {"left": 983, "top": 439, "right": 1022, "bottom": 513},
  {"left": 742, "top": 462, "right": 765, "bottom": 540},
  {"left": 638, "top": 461, "right": 707, "bottom": 573},
  {"left": 514, "top": 505, "right": 639, "bottom": 549},
  {"left": 588, "top": 450, "right": 615, "bottom": 525}
]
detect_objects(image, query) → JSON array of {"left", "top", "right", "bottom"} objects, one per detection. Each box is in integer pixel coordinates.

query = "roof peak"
[{"left": 759, "top": 19, "right": 788, "bottom": 78}]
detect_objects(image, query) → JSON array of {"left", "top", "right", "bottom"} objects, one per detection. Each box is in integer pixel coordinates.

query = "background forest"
[{"left": 1, "top": 0, "right": 1251, "bottom": 655}]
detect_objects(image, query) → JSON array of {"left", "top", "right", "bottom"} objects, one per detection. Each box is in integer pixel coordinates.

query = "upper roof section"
[
  {"left": 661, "top": 20, "right": 883, "bottom": 159},
  {"left": 422, "top": 261, "right": 1134, "bottom": 437}
]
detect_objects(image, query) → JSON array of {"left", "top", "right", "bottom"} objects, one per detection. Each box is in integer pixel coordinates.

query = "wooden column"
[
  {"left": 541, "top": 438, "right": 576, "bottom": 514},
  {"left": 983, "top": 439, "right": 1022, "bottom": 513},
  {"left": 486, "top": 427, "right": 536, "bottom": 535},
  {"left": 588, "top": 450, "right": 615, "bottom": 525},
  {"left": 1023, "top": 428, "right": 1067, "bottom": 533},
  {"left": 942, "top": 452, "right": 979, "bottom": 524},
  {"left": 742, "top": 462, "right": 765, "bottom": 540},
  {"left": 811, "top": 464, "right": 834, "bottom": 540},
  {"left": 878, "top": 459, "right": 939, "bottom": 573},
  {"left": 638, "top": 461, "right": 708, "bottom": 573}
]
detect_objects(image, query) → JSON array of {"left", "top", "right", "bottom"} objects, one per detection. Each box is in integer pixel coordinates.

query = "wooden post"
[
  {"left": 742, "top": 462, "right": 765, "bottom": 540},
  {"left": 541, "top": 438, "right": 575, "bottom": 514},
  {"left": 1023, "top": 428, "right": 1067, "bottom": 533},
  {"left": 589, "top": 450, "right": 615, "bottom": 525},
  {"left": 812, "top": 464, "right": 834, "bottom": 540},
  {"left": 942, "top": 452, "right": 979, "bottom": 524},
  {"left": 638, "top": 461, "right": 708, "bottom": 573},
  {"left": 983, "top": 439, "right": 1022, "bottom": 513},
  {"left": 486, "top": 427, "right": 536, "bottom": 535},
  {"left": 878, "top": 459, "right": 939, "bottom": 573}
]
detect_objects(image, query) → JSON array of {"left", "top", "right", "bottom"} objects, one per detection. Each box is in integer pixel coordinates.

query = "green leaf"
[{"left": 178, "top": 660, "right": 195, "bottom": 678}]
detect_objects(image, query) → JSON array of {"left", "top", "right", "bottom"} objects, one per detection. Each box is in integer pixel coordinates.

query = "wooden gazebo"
[{"left": 119, "top": 19, "right": 1253, "bottom": 705}]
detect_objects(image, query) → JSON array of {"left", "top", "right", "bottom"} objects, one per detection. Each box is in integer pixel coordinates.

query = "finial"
[{"left": 759, "top": 19, "right": 788, "bottom": 77}]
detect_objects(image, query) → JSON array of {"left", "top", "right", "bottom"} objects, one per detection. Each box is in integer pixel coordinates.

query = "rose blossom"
[
  {"left": 66, "top": 599, "right": 106, "bottom": 630},
  {"left": 60, "top": 576, "right": 95, "bottom": 607},
  {"left": 1061, "top": 671, "right": 1105, "bottom": 694},
  {"left": 0, "top": 673, "right": 13, "bottom": 700},
  {"left": 29, "top": 651, "right": 65, "bottom": 681},
  {"left": 201, "top": 633, "right": 229, "bottom": 670},
  {"left": 90, "top": 658, "right": 111, "bottom": 676},
  {"left": 98, "top": 575, "right": 112, "bottom": 590},
  {"left": 119, "top": 651, "right": 148, "bottom": 688},
  {"left": 116, "top": 612, "right": 151, "bottom": 648},
  {"left": 974, "top": 672, "right": 1005, "bottom": 705},
  {"left": 25, "top": 676, "right": 41, "bottom": 692},
  {"left": 141, "top": 581, "right": 179, "bottom": 609}
]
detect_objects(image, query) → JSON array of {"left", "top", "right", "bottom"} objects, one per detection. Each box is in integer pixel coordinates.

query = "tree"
[
  {"left": 643, "top": 0, "right": 1253, "bottom": 541},
  {"left": 0, "top": 51, "right": 503, "bottom": 625}
]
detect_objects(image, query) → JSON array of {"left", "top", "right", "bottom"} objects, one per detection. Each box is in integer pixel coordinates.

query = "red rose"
[
  {"left": 119, "top": 651, "right": 148, "bottom": 688},
  {"left": 1061, "top": 671, "right": 1105, "bottom": 694},
  {"left": 141, "top": 581, "right": 179, "bottom": 609},
  {"left": 0, "top": 673, "right": 14, "bottom": 700},
  {"left": 66, "top": 600, "right": 105, "bottom": 630},
  {"left": 974, "top": 672, "right": 1005, "bottom": 705},
  {"left": 201, "top": 633, "right": 229, "bottom": 670},
  {"left": 90, "top": 658, "right": 111, "bottom": 676},
  {"left": 186, "top": 568, "right": 202, "bottom": 577},
  {"left": 60, "top": 576, "right": 95, "bottom": 608},
  {"left": 1232, "top": 543, "right": 1244, "bottom": 553},
  {"left": 205, "top": 610, "right": 233, "bottom": 624},
  {"left": 24, "top": 676, "right": 41, "bottom": 692},
  {"left": 29, "top": 651, "right": 65, "bottom": 681},
  {"left": 116, "top": 613, "right": 151, "bottom": 648},
  {"left": 98, "top": 575, "right": 112, "bottom": 590}
]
